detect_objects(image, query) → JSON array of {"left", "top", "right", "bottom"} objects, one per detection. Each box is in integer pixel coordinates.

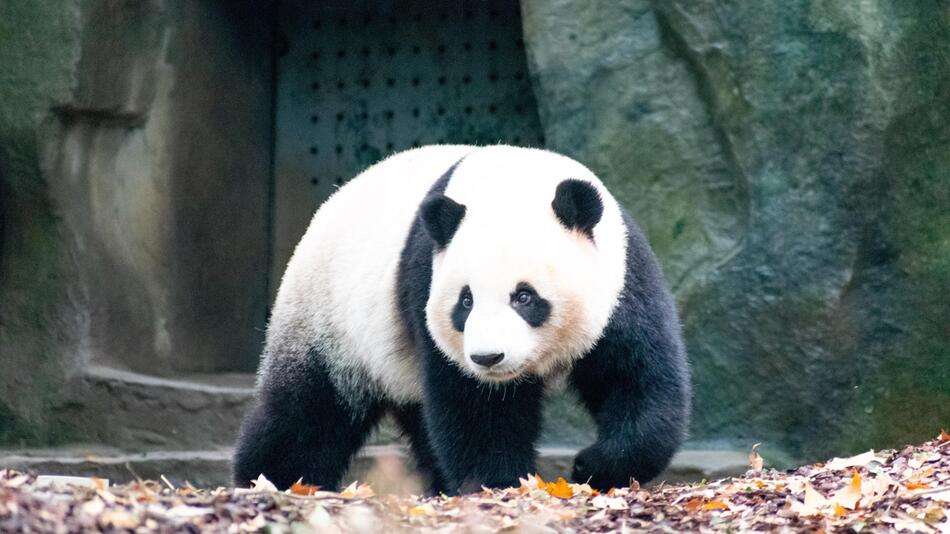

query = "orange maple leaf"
[
  {"left": 702, "top": 500, "right": 730, "bottom": 511},
  {"left": 547, "top": 477, "right": 574, "bottom": 499},
  {"left": 939, "top": 429, "right": 950, "bottom": 442},
  {"left": 289, "top": 479, "right": 321, "bottom": 496}
]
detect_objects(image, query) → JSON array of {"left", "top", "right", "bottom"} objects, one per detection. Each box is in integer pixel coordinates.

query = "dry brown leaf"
[
  {"left": 824, "top": 450, "right": 885, "bottom": 471},
  {"left": 569, "top": 482, "right": 596, "bottom": 496},
  {"left": 591, "top": 495, "right": 628, "bottom": 510},
  {"left": 289, "top": 479, "right": 321, "bottom": 496},
  {"left": 685, "top": 498, "right": 703, "bottom": 512},
  {"left": 340, "top": 481, "right": 375, "bottom": 499},
  {"left": 749, "top": 443, "right": 764, "bottom": 471},
  {"left": 790, "top": 482, "right": 830, "bottom": 517}
]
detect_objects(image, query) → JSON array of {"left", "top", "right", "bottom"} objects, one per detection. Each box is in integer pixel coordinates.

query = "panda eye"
[
  {"left": 461, "top": 292, "right": 473, "bottom": 309},
  {"left": 515, "top": 290, "right": 532, "bottom": 306}
]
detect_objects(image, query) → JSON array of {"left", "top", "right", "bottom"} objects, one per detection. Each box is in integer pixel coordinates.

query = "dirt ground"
[{"left": 1, "top": 434, "right": 948, "bottom": 533}]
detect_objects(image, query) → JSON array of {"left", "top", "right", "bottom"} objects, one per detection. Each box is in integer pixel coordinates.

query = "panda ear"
[
  {"left": 552, "top": 179, "right": 603, "bottom": 240},
  {"left": 420, "top": 194, "right": 467, "bottom": 249}
]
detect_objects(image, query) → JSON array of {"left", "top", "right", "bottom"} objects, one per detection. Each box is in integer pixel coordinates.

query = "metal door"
[{"left": 272, "top": 0, "right": 544, "bottom": 281}]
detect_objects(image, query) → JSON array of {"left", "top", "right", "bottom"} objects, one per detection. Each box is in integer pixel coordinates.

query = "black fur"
[
  {"left": 420, "top": 195, "right": 466, "bottom": 249},
  {"left": 450, "top": 286, "right": 472, "bottom": 332},
  {"left": 510, "top": 282, "right": 551, "bottom": 327},
  {"left": 392, "top": 403, "right": 449, "bottom": 494},
  {"left": 232, "top": 349, "right": 385, "bottom": 489},
  {"left": 552, "top": 179, "right": 604, "bottom": 240},
  {"left": 569, "top": 210, "right": 691, "bottom": 489}
]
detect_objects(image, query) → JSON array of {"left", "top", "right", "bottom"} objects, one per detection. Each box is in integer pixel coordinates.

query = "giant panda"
[{"left": 233, "top": 145, "right": 690, "bottom": 494}]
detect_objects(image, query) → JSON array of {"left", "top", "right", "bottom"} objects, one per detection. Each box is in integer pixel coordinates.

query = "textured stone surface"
[
  {"left": 523, "top": 0, "right": 950, "bottom": 463},
  {"left": 0, "top": 0, "right": 84, "bottom": 446},
  {"left": 39, "top": 1, "right": 274, "bottom": 376},
  {"left": 0, "top": 1, "right": 274, "bottom": 445}
]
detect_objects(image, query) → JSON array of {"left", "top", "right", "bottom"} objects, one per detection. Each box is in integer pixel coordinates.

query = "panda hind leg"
[
  {"left": 233, "top": 349, "right": 384, "bottom": 490},
  {"left": 392, "top": 403, "right": 448, "bottom": 495}
]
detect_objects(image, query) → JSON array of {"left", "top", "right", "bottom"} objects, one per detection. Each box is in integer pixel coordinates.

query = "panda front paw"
[{"left": 571, "top": 443, "right": 633, "bottom": 491}]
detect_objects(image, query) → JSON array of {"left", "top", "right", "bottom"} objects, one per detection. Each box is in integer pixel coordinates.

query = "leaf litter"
[{"left": 1, "top": 434, "right": 948, "bottom": 532}]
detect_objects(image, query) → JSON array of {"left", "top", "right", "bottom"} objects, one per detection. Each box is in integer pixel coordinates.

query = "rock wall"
[
  {"left": 522, "top": 0, "right": 949, "bottom": 462},
  {"left": 0, "top": 0, "right": 84, "bottom": 445},
  {"left": 0, "top": 1, "right": 274, "bottom": 445}
]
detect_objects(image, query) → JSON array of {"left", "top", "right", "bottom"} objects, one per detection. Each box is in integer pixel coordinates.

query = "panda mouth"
[{"left": 477, "top": 366, "right": 524, "bottom": 383}]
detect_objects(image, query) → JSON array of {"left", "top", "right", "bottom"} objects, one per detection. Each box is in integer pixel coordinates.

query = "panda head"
[{"left": 421, "top": 152, "right": 621, "bottom": 383}]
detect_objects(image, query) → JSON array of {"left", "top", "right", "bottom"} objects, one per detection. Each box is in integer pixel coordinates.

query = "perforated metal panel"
[{"left": 271, "top": 0, "right": 544, "bottom": 281}]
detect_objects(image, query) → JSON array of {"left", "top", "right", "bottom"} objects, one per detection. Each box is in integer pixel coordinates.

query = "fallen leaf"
[
  {"left": 749, "top": 443, "right": 764, "bottom": 471},
  {"left": 340, "top": 481, "right": 375, "bottom": 499},
  {"left": 591, "top": 495, "right": 628, "bottom": 510},
  {"left": 922, "top": 503, "right": 945, "bottom": 525},
  {"left": 547, "top": 477, "right": 574, "bottom": 499},
  {"left": 824, "top": 450, "right": 885, "bottom": 471},
  {"left": 99, "top": 510, "right": 139, "bottom": 529},
  {"left": 939, "top": 430, "right": 950, "bottom": 442},
  {"left": 832, "top": 470, "right": 862, "bottom": 510},
  {"left": 702, "top": 500, "right": 730, "bottom": 511},
  {"left": 834, "top": 504, "right": 847, "bottom": 517},
  {"left": 906, "top": 482, "right": 930, "bottom": 490},
  {"left": 242, "top": 474, "right": 278, "bottom": 493},
  {"left": 408, "top": 504, "right": 436, "bottom": 517},
  {"left": 685, "top": 498, "right": 703, "bottom": 512},
  {"left": 570, "top": 482, "right": 596, "bottom": 496},
  {"left": 79, "top": 497, "right": 105, "bottom": 517},
  {"left": 289, "top": 478, "right": 321, "bottom": 496},
  {"left": 790, "top": 482, "right": 830, "bottom": 516}
]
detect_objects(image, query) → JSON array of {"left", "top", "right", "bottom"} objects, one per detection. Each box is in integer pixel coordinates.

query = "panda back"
[{"left": 264, "top": 145, "right": 474, "bottom": 404}]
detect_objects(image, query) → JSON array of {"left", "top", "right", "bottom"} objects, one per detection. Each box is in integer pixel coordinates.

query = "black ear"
[
  {"left": 552, "top": 179, "right": 603, "bottom": 240},
  {"left": 420, "top": 194, "right": 467, "bottom": 249}
]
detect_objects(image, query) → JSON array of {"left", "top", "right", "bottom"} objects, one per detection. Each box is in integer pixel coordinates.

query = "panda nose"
[{"left": 471, "top": 352, "right": 505, "bottom": 368}]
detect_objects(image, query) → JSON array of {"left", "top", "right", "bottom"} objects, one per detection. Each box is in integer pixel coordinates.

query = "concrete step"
[
  {"left": 0, "top": 445, "right": 750, "bottom": 491},
  {"left": 65, "top": 366, "right": 405, "bottom": 450},
  {"left": 65, "top": 366, "right": 255, "bottom": 450}
]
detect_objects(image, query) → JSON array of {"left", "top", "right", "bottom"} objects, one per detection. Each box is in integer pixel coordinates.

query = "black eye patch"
[
  {"left": 510, "top": 282, "right": 551, "bottom": 328},
  {"left": 451, "top": 286, "right": 473, "bottom": 332}
]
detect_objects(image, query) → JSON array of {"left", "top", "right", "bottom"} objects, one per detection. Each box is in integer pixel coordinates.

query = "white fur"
[
  {"left": 265, "top": 145, "right": 628, "bottom": 405},
  {"left": 265, "top": 145, "right": 473, "bottom": 405}
]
